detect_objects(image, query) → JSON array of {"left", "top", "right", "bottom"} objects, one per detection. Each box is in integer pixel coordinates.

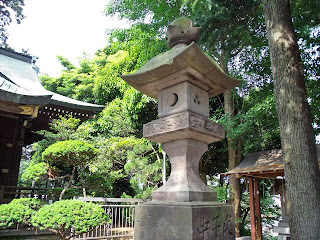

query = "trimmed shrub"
[
  {"left": 0, "top": 198, "right": 44, "bottom": 229},
  {"left": 31, "top": 200, "right": 108, "bottom": 240}
]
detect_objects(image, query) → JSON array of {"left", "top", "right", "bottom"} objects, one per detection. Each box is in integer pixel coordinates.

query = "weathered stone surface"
[
  {"left": 120, "top": 43, "right": 241, "bottom": 99},
  {"left": 134, "top": 201, "right": 235, "bottom": 240},
  {"left": 152, "top": 139, "right": 217, "bottom": 202},
  {"left": 158, "top": 81, "right": 209, "bottom": 118},
  {"left": 143, "top": 111, "right": 225, "bottom": 144},
  {"left": 166, "top": 16, "right": 201, "bottom": 48}
]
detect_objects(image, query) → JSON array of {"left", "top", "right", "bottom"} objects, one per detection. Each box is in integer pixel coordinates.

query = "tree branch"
[
  {"left": 59, "top": 165, "right": 76, "bottom": 200},
  {"left": 51, "top": 174, "right": 71, "bottom": 180}
]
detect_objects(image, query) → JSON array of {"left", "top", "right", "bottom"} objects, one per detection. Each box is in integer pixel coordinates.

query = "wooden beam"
[
  {"left": 237, "top": 170, "right": 284, "bottom": 179},
  {"left": 0, "top": 101, "right": 23, "bottom": 114},
  {"left": 249, "top": 177, "right": 257, "bottom": 240},
  {"left": 254, "top": 179, "right": 263, "bottom": 240},
  {"left": 0, "top": 100, "right": 39, "bottom": 117}
]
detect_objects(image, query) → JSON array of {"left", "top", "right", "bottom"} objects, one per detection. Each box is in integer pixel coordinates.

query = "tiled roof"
[
  {"left": 0, "top": 48, "right": 104, "bottom": 112},
  {"left": 224, "top": 144, "right": 320, "bottom": 177}
]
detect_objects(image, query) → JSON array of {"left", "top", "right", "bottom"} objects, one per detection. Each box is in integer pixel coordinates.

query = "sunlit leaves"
[
  {"left": 31, "top": 200, "right": 108, "bottom": 238},
  {"left": 21, "top": 162, "right": 48, "bottom": 182},
  {"left": 0, "top": 198, "right": 44, "bottom": 228},
  {"left": 43, "top": 140, "right": 98, "bottom": 167}
]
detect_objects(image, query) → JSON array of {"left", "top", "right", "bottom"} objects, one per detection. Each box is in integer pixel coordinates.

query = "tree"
[
  {"left": 57, "top": 56, "right": 76, "bottom": 71},
  {"left": 31, "top": 200, "right": 108, "bottom": 240},
  {"left": 262, "top": 0, "right": 320, "bottom": 239},
  {"left": 40, "top": 26, "right": 167, "bottom": 107},
  {"left": 42, "top": 140, "right": 98, "bottom": 200},
  {"left": 88, "top": 136, "right": 163, "bottom": 199},
  {"left": 0, "top": 0, "right": 25, "bottom": 46},
  {"left": 124, "top": 139, "right": 163, "bottom": 199},
  {"left": 26, "top": 114, "right": 133, "bottom": 198}
]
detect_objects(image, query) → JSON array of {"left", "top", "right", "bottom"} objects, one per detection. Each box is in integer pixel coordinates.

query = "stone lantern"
[{"left": 121, "top": 17, "right": 241, "bottom": 240}]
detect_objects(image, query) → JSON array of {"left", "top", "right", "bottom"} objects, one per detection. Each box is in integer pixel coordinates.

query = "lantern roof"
[{"left": 121, "top": 17, "right": 241, "bottom": 99}]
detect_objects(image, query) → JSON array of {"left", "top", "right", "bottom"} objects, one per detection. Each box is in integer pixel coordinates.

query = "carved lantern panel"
[{"left": 158, "top": 81, "right": 209, "bottom": 118}]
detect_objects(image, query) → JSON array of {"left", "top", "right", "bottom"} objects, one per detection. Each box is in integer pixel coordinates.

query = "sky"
[{"left": 7, "top": 0, "right": 129, "bottom": 77}]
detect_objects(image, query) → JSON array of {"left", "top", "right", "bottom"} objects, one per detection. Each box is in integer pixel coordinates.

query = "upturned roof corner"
[
  {"left": 0, "top": 47, "right": 104, "bottom": 113},
  {"left": 121, "top": 17, "right": 241, "bottom": 99}
]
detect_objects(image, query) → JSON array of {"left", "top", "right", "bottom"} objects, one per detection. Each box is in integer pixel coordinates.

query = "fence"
[
  {"left": 0, "top": 185, "right": 51, "bottom": 203},
  {"left": 72, "top": 197, "right": 145, "bottom": 240}
]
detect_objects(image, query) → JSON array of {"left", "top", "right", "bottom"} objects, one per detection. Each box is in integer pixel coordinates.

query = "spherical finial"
[{"left": 166, "top": 17, "right": 201, "bottom": 48}]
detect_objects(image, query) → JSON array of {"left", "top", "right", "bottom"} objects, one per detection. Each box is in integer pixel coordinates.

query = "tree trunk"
[
  {"left": 220, "top": 52, "right": 242, "bottom": 238},
  {"left": 263, "top": 0, "right": 320, "bottom": 239},
  {"left": 59, "top": 165, "right": 76, "bottom": 201}
]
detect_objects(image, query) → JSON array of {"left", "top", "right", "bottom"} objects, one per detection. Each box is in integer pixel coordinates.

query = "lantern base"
[{"left": 134, "top": 201, "right": 235, "bottom": 240}]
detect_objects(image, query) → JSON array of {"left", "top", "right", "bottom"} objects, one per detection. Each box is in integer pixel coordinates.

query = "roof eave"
[
  {"left": 0, "top": 89, "right": 53, "bottom": 105},
  {"left": 49, "top": 99, "right": 105, "bottom": 112}
]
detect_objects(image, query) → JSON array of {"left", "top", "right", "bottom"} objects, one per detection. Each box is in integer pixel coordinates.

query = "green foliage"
[
  {"left": 0, "top": 198, "right": 44, "bottom": 228},
  {"left": 40, "top": 138, "right": 98, "bottom": 200},
  {"left": 40, "top": 61, "right": 97, "bottom": 104},
  {"left": 106, "top": 0, "right": 180, "bottom": 29},
  {"left": 21, "top": 162, "right": 48, "bottom": 182},
  {"left": 122, "top": 88, "right": 157, "bottom": 136},
  {"left": 40, "top": 25, "right": 166, "bottom": 108},
  {"left": 47, "top": 187, "right": 85, "bottom": 200},
  {"left": 29, "top": 111, "right": 157, "bottom": 198},
  {"left": 92, "top": 50, "right": 131, "bottom": 104},
  {"left": 106, "top": 0, "right": 264, "bottom": 63},
  {"left": 48, "top": 116, "right": 81, "bottom": 139},
  {"left": 48, "top": 188, "right": 85, "bottom": 201},
  {"left": 95, "top": 98, "right": 135, "bottom": 137},
  {"left": 87, "top": 136, "right": 162, "bottom": 198},
  {"left": 31, "top": 116, "right": 84, "bottom": 164},
  {"left": 103, "top": 25, "right": 168, "bottom": 70},
  {"left": 31, "top": 200, "right": 108, "bottom": 239},
  {"left": 57, "top": 56, "right": 76, "bottom": 71},
  {"left": 0, "top": 0, "right": 25, "bottom": 46},
  {"left": 42, "top": 140, "right": 98, "bottom": 166},
  {"left": 40, "top": 75, "right": 60, "bottom": 92},
  {"left": 105, "top": 0, "right": 320, "bottom": 146},
  {"left": 216, "top": 94, "right": 280, "bottom": 154},
  {"left": 80, "top": 174, "right": 122, "bottom": 197},
  {"left": 213, "top": 184, "right": 229, "bottom": 203},
  {"left": 125, "top": 140, "right": 163, "bottom": 199},
  {"left": 90, "top": 137, "right": 142, "bottom": 174}
]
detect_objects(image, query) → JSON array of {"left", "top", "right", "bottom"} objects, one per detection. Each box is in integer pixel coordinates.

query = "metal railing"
[{"left": 72, "top": 197, "right": 145, "bottom": 240}]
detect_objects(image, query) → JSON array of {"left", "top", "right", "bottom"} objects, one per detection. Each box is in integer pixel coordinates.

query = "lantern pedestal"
[{"left": 134, "top": 201, "right": 235, "bottom": 240}]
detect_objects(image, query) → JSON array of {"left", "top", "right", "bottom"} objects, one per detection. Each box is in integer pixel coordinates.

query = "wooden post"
[
  {"left": 0, "top": 186, "right": 4, "bottom": 202},
  {"left": 249, "top": 177, "right": 257, "bottom": 240},
  {"left": 254, "top": 179, "right": 263, "bottom": 240}
]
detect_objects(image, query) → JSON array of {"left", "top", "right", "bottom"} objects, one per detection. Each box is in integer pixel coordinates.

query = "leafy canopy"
[
  {"left": 21, "top": 162, "right": 49, "bottom": 182},
  {"left": 0, "top": 0, "right": 25, "bottom": 46},
  {"left": 0, "top": 198, "right": 44, "bottom": 228},
  {"left": 42, "top": 140, "right": 98, "bottom": 166}
]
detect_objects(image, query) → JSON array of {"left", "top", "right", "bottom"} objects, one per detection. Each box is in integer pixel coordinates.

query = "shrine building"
[{"left": 0, "top": 48, "right": 104, "bottom": 190}]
